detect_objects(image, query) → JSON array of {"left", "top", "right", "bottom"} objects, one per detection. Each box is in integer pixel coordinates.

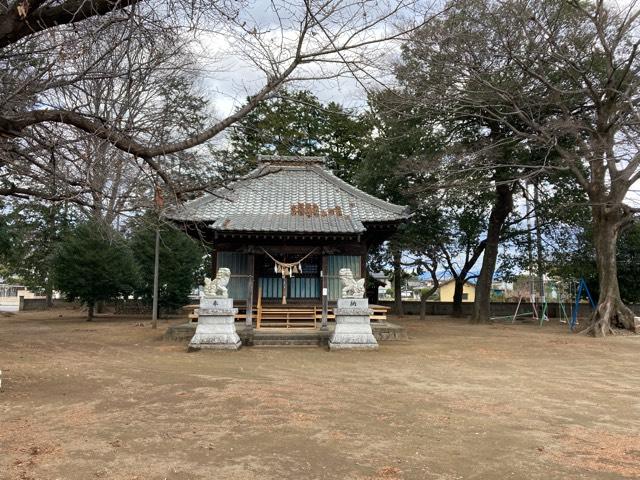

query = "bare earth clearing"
[{"left": 1, "top": 308, "right": 639, "bottom": 480}]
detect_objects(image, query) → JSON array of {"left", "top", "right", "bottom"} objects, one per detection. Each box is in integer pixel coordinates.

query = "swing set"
[
  {"left": 570, "top": 278, "right": 596, "bottom": 331},
  {"left": 491, "top": 277, "right": 595, "bottom": 329}
]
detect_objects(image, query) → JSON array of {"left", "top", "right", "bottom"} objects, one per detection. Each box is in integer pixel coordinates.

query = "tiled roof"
[
  {"left": 165, "top": 156, "right": 409, "bottom": 233},
  {"left": 211, "top": 214, "right": 365, "bottom": 233}
]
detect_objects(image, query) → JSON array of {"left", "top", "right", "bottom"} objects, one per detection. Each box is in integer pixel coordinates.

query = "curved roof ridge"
[
  {"left": 195, "top": 164, "right": 272, "bottom": 203},
  {"left": 310, "top": 165, "right": 409, "bottom": 216},
  {"left": 165, "top": 165, "right": 269, "bottom": 217},
  {"left": 257, "top": 154, "right": 326, "bottom": 166}
]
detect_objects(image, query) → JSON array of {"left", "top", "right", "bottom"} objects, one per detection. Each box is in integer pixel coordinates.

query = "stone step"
[
  {"left": 253, "top": 342, "right": 321, "bottom": 348},
  {"left": 252, "top": 332, "right": 327, "bottom": 347},
  {"left": 254, "top": 333, "right": 322, "bottom": 339},
  {"left": 253, "top": 340, "right": 322, "bottom": 347}
]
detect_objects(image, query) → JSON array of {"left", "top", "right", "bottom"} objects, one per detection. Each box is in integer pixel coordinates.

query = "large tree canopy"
[{"left": 395, "top": 0, "right": 640, "bottom": 335}]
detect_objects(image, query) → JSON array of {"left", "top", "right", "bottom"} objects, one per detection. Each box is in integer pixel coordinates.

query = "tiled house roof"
[{"left": 165, "top": 155, "right": 409, "bottom": 234}]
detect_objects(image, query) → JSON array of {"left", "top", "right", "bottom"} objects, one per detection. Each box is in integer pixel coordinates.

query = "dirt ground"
[{"left": 1, "top": 308, "right": 639, "bottom": 480}]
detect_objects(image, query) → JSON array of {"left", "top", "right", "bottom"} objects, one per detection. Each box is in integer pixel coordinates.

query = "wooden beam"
[
  {"left": 211, "top": 249, "right": 217, "bottom": 276},
  {"left": 257, "top": 287, "right": 263, "bottom": 329},
  {"left": 282, "top": 275, "right": 287, "bottom": 305},
  {"left": 321, "top": 254, "right": 328, "bottom": 330},
  {"left": 246, "top": 253, "right": 255, "bottom": 328}
]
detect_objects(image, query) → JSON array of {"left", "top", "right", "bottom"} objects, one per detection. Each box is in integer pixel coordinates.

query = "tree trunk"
[
  {"left": 419, "top": 285, "right": 438, "bottom": 321},
  {"left": 471, "top": 241, "right": 498, "bottom": 323},
  {"left": 45, "top": 281, "right": 54, "bottom": 308},
  {"left": 87, "top": 300, "right": 95, "bottom": 322},
  {"left": 452, "top": 278, "right": 464, "bottom": 317},
  {"left": 586, "top": 213, "right": 636, "bottom": 336},
  {"left": 392, "top": 249, "right": 404, "bottom": 316},
  {"left": 471, "top": 183, "right": 514, "bottom": 323}
]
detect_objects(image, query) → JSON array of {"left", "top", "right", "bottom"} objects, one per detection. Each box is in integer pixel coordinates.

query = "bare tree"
[
  {"left": 1, "top": 0, "right": 439, "bottom": 202},
  {"left": 2, "top": 14, "right": 209, "bottom": 221}
]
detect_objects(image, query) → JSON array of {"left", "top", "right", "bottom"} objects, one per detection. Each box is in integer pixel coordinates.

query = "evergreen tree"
[
  {"left": 130, "top": 219, "right": 205, "bottom": 313},
  {"left": 356, "top": 90, "right": 441, "bottom": 314},
  {"left": 53, "top": 221, "right": 138, "bottom": 320},
  {"left": 1, "top": 202, "right": 71, "bottom": 304},
  {"left": 0, "top": 204, "right": 11, "bottom": 280},
  {"left": 230, "top": 89, "right": 371, "bottom": 181}
]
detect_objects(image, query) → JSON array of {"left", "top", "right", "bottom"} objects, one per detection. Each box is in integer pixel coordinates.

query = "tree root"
[{"left": 581, "top": 297, "right": 636, "bottom": 337}]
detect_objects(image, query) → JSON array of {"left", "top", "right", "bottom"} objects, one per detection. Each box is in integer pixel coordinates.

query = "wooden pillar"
[
  {"left": 246, "top": 253, "right": 254, "bottom": 328},
  {"left": 321, "top": 254, "right": 328, "bottom": 330},
  {"left": 211, "top": 249, "right": 217, "bottom": 276},
  {"left": 282, "top": 275, "right": 287, "bottom": 304}
]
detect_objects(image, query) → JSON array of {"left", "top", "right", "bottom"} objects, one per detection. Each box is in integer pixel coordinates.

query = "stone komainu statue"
[
  {"left": 203, "top": 268, "right": 231, "bottom": 298},
  {"left": 339, "top": 268, "right": 365, "bottom": 299}
]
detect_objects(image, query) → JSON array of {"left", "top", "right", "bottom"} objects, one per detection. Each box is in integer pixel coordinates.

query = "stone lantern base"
[
  {"left": 188, "top": 297, "right": 241, "bottom": 350},
  {"left": 329, "top": 298, "right": 379, "bottom": 350}
]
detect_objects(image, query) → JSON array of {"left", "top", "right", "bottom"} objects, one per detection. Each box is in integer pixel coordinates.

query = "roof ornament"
[{"left": 260, "top": 247, "right": 318, "bottom": 278}]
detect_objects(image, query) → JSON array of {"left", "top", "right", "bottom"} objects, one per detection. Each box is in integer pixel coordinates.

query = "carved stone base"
[
  {"left": 329, "top": 299, "right": 378, "bottom": 351},
  {"left": 188, "top": 297, "right": 241, "bottom": 350}
]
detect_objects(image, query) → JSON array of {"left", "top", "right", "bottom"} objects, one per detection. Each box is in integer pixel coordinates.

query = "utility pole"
[
  {"left": 151, "top": 225, "right": 160, "bottom": 329},
  {"left": 525, "top": 181, "right": 534, "bottom": 297},
  {"left": 151, "top": 185, "right": 163, "bottom": 329},
  {"left": 533, "top": 181, "right": 545, "bottom": 304}
]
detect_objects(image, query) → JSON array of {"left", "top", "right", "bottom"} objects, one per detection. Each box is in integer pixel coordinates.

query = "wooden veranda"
[{"left": 184, "top": 297, "right": 390, "bottom": 329}]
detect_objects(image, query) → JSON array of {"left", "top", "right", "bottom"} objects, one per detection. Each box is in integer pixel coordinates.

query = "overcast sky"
[{"left": 192, "top": 0, "right": 409, "bottom": 120}]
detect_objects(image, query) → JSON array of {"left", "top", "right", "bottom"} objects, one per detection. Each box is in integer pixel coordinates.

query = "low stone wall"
[
  {"left": 379, "top": 301, "right": 640, "bottom": 318},
  {"left": 164, "top": 321, "right": 408, "bottom": 344},
  {"left": 114, "top": 300, "right": 152, "bottom": 315},
  {"left": 19, "top": 297, "right": 48, "bottom": 311},
  {"left": 372, "top": 322, "right": 408, "bottom": 341}
]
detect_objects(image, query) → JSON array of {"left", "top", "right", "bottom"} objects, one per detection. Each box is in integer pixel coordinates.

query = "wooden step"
[{"left": 258, "top": 322, "right": 317, "bottom": 329}]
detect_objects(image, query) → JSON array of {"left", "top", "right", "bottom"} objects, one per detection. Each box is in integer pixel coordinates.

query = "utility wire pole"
[
  {"left": 152, "top": 225, "right": 160, "bottom": 329},
  {"left": 525, "top": 181, "right": 534, "bottom": 297},
  {"left": 533, "top": 181, "right": 545, "bottom": 304},
  {"left": 151, "top": 185, "right": 163, "bottom": 329}
]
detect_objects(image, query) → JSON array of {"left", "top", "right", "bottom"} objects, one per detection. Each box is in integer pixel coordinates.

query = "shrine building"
[{"left": 165, "top": 155, "right": 408, "bottom": 329}]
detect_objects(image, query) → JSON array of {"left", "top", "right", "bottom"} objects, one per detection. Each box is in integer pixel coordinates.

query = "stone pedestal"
[
  {"left": 188, "top": 297, "right": 241, "bottom": 350},
  {"left": 329, "top": 298, "right": 378, "bottom": 350}
]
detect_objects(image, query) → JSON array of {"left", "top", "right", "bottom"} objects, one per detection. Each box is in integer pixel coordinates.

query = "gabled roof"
[
  {"left": 166, "top": 155, "right": 409, "bottom": 234},
  {"left": 438, "top": 279, "right": 477, "bottom": 288}
]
